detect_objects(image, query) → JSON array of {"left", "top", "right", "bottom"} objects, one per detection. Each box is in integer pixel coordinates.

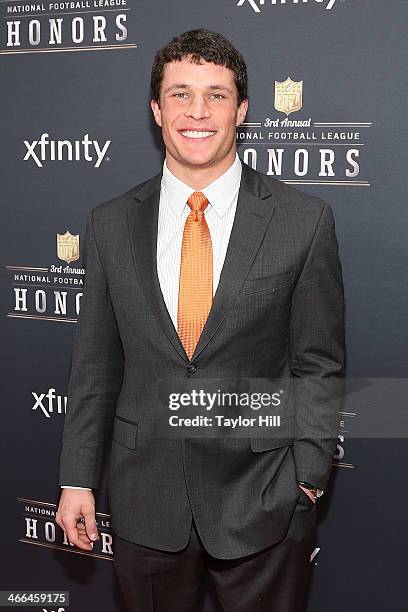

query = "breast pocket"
[{"left": 242, "top": 270, "right": 294, "bottom": 296}]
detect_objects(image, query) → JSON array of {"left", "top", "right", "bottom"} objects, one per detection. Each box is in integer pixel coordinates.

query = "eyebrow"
[{"left": 163, "top": 83, "right": 234, "bottom": 95}]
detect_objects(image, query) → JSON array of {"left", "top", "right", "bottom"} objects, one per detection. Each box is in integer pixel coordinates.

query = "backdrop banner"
[{"left": 1, "top": 1, "right": 407, "bottom": 610}]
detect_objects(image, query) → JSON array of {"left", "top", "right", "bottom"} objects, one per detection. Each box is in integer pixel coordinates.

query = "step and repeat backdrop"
[{"left": 1, "top": 1, "right": 407, "bottom": 611}]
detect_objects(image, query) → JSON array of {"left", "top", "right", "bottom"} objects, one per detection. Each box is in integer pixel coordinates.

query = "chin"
[{"left": 181, "top": 153, "right": 216, "bottom": 168}]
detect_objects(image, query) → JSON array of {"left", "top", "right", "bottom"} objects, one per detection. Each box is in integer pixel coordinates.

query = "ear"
[
  {"left": 236, "top": 98, "right": 248, "bottom": 127},
  {"left": 150, "top": 99, "right": 162, "bottom": 128}
]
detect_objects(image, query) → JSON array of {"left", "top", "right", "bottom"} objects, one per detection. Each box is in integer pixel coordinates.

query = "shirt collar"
[{"left": 161, "top": 153, "right": 242, "bottom": 218}]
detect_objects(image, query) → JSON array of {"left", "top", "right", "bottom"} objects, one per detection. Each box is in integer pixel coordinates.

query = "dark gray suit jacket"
[{"left": 59, "top": 163, "right": 345, "bottom": 559}]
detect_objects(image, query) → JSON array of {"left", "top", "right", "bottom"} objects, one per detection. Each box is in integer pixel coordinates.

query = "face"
[{"left": 151, "top": 58, "right": 248, "bottom": 181}]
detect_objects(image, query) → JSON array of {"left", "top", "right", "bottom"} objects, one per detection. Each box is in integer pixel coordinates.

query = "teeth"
[{"left": 181, "top": 130, "right": 216, "bottom": 138}]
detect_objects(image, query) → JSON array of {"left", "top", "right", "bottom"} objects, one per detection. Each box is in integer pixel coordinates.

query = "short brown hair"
[{"left": 150, "top": 29, "right": 248, "bottom": 105}]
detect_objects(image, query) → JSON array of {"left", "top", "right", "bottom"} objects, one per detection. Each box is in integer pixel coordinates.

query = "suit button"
[{"left": 187, "top": 363, "right": 197, "bottom": 374}]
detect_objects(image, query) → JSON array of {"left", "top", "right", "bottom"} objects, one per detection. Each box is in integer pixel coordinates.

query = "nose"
[{"left": 185, "top": 95, "right": 210, "bottom": 120}]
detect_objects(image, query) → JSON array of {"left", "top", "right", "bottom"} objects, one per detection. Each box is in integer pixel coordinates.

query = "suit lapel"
[
  {"left": 127, "top": 164, "right": 277, "bottom": 364},
  {"left": 127, "top": 173, "right": 190, "bottom": 362},
  {"left": 190, "top": 164, "right": 277, "bottom": 361}
]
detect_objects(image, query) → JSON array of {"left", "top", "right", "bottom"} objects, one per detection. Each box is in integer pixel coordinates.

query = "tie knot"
[{"left": 187, "top": 192, "right": 209, "bottom": 213}]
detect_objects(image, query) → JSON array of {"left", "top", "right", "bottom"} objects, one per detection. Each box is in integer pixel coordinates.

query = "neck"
[{"left": 165, "top": 153, "right": 237, "bottom": 190}]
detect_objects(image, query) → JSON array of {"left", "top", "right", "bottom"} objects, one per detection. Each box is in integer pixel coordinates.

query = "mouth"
[{"left": 179, "top": 130, "right": 217, "bottom": 139}]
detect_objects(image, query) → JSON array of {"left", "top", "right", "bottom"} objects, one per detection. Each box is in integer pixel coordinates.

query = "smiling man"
[{"left": 57, "top": 29, "right": 345, "bottom": 612}]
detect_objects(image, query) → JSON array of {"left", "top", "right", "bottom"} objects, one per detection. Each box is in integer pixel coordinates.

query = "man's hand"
[
  {"left": 298, "top": 484, "right": 317, "bottom": 504},
  {"left": 56, "top": 489, "right": 99, "bottom": 551}
]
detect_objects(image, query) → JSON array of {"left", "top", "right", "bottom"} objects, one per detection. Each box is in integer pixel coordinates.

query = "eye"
[
  {"left": 173, "top": 92, "right": 188, "bottom": 98},
  {"left": 210, "top": 93, "right": 225, "bottom": 100}
]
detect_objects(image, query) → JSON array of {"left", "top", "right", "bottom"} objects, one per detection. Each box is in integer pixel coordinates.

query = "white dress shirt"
[
  {"left": 157, "top": 153, "right": 242, "bottom": 328},
  {"left": 62, "top": 153, "right": 242, "bottom": 491}
]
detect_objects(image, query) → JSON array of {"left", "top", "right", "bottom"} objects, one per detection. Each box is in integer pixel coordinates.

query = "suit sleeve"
[
  {"left": 59, "top": 209, "right": 124, "bottom": 489},
  {"left": 290, "top": 202, "right": 345, "bottom": 491}
]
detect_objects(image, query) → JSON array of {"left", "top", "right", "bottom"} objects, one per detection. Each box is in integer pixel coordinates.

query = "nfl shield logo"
[
  {"left": 57, "top": 231, "right": 80, "bottom": 264},
  {"left": 274, "top": 77, "right": 303, "bottom": 116}
]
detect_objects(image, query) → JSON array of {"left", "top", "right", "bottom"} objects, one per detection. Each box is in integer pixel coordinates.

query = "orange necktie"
[{"left": 177, "top": 192, "right": 213, "bottom": 360}]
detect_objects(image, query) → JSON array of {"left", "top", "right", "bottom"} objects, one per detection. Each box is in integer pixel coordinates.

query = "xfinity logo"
[
  {"left": 23, "top": 133, "right": 111, "bottom": 168},
  {"left": 32, "top": 388, "right": 67, "bottom": 418},
  {"left": 237, "top": 0, "right": 337, "bottom": 12}
]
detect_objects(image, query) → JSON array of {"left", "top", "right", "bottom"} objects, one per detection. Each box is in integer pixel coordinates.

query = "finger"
[
  {"left": 76, "top": 521, "right": 86, "bottom": 532},
  {"left": 78, "top": 532, "right": 94, "bottom": 547},
  {"left": 83, "top": 507, "right": 99, "bottom": 542},
  {"left": 55, "top": 513, "right": 65, "bottom": 533},
  {"left": 64, "top": 518, "right": 93, "bottom": 551},
  {"left": 76, "top": 521, "right": 91, "bottom": 543}
]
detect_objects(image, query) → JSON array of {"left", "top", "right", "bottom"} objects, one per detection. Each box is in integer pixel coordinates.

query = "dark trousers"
[{"left": 113, "top": 489, "right": 317, "bottom": 612}]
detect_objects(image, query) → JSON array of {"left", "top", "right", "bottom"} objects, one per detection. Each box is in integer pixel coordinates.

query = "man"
[{"left": 57, "top": 29, "right": 345, "bottom": 612}]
